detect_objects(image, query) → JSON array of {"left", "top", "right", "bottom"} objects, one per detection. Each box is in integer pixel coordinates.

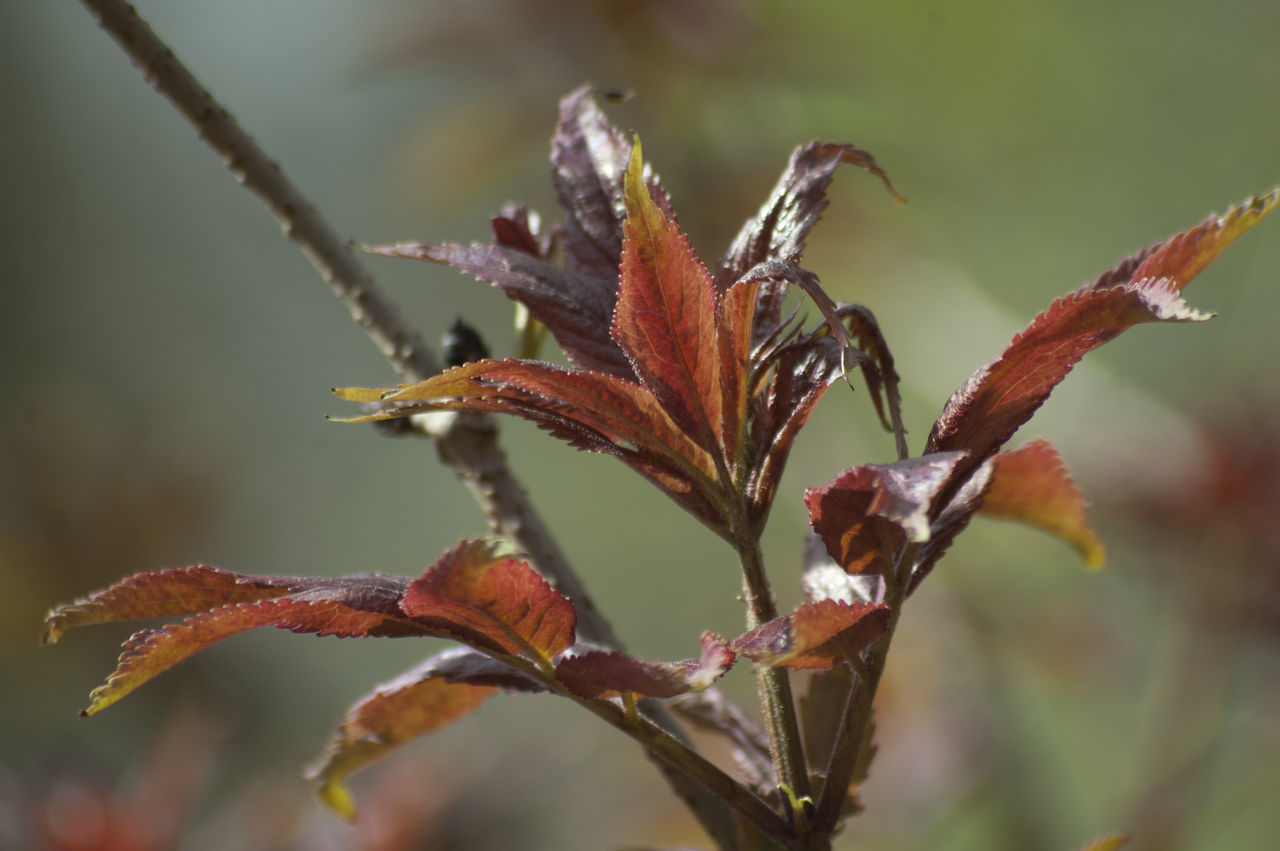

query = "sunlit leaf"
[
  {"left": 1085, "top": 189, "right": 1278, "bottom": 293},
  {"left": 806, "top": 453, "right": 966, "bottom": 577},
  {"left": 980, "top": 439, "right": 1106, "bottom": 568},
  {"left": 402, "top": 539, "right": 577, "bottom": 664},
  {"left": 926, "top": 278, "right": 1210, "bottom": 485},
  {"left": 734, "top": 600, "right": 890, "bottom": 669},
  {"left": 58, "top": 572, "right": 425, "bottom": 716},
  {"left": 555, "top": 632, "right": 735, "bottom": 699},
  {"left": 42, "top": 566, "right": 296, "bottom": 644},
  {"left": 307, "top": 649, "right": 501, "bottom": 821},
  {"left": 614, "top": 140, "right": 724, "bottom": 449}
]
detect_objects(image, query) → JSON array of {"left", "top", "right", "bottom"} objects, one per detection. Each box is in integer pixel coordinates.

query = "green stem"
[{"left": 737, "top": 528, "right": 813, "bottom": 827}]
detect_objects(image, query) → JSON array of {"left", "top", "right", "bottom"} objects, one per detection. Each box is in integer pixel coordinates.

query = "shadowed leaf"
[
  {"left": 717, "top": 141, "right": 904, "bottom": 342},
  {"left": 307, "top": 649, "right": 506, "bottom": 821},
  {"left": 670, "top": 690, "right": 773, "bottom": 787},
  {"left": 806, "top": 453, "right": 967, "bottom": 577},
  {"left": 363, "top": 241, "right": 631, "bottom": 376},
  {"left": 980, "top": 439, "right": 1106, "bottom": 568},
  {"left": 734, "top": 600, "right": 890, "bottom": 669},
  {"left": 926, "top": 278, "right": 1210, "bottom": 485},
  {"left": 402, "top": 539, "right": 577, "bottom": 664},
  {"left": 555, "top": 632, "right": 735, "bottom": 699}
]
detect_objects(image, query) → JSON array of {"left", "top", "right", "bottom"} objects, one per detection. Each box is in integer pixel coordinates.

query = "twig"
[
  {"left": 73, "top": 0, "right": 623, "bottom": 645},
  {"left": 75, "top": 0, "right": 751, "bottom": 845}
]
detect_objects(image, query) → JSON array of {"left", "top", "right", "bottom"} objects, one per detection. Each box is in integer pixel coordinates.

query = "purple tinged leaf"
[
  {"left": 734, "top": 600, "right": 890, "bottom": 670},
  {"left": 806, "top": 453, "right": 967, "bottom": 577},
  {"left": 717, "top": 142, "right": 904, "bottom": 331},
  {"left": 362, "top": 241, "right": 632, "bottom": 377},
  {"left": 555, "top": 632, "right": 735, "bottom": 699}
]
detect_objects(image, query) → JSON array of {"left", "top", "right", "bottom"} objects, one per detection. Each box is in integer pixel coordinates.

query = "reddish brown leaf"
[
  {"left": 613, "top": 140, "right": 724, "bottom": 448},
  {"left": 402, "top": 539, "right": 576, "bottom": 664},
  {"left": 926, "top": 278, "right": 1210, "bottom": 483},
  {"left": 806, "top": 453, "right": 967, "bottom": 576},
  {"left": 63, "top": 573, "right": 424, "bottom": 716},
  {"left": 335, "top": 360, "right": 715, "bottom": 478},
  {"left": 980, "top": 439, "right": 1106, "bottom": 568},
  {"left": 555, "top": 632, "right": 735, "bottom": 699},
  {"left": 734, "top": 600, "right": 890, "bottom": 670},
  {"left": 306, "top": 650, "right": 499, "bottom": 820},
  {"left": 1085, "top": 190, "right": 1278, "bottom": 293},
  {"left": 42, "top": 566, "right": 296, "bottom": 644}
]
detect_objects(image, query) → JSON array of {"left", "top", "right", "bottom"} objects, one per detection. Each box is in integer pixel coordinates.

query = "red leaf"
[
  {"left": 53, "top": 572, "right": 426, "bottom": 716},
  {"left": 41, "top": 565, "right": 297, "bottom": 643},
  {"left": 555, "top": 632, "right": 735, "bottom": 699},
  {"left": 402, "top": 540, "right": 576, "bottom": 664},
  {"left": 306, "top": 650, "right": 499, "bottom": 820},
  {"left": 613, "top": 140, "right": 724, "bottom": 449},
  {"left": 926, "top": 278, "right": 1209, "bottom": 482},
  {"left": 806, "top": 453, "right": 967, "bottom": 576},
  {"left": 980, "top": 439, "right": 1106, "bottom": 568},
  {"left": 1085, "top": 190, "right": 1278, "bottom": 294},
  {"left": 734, "top": 600, "right": 890, "bottom": 670}
]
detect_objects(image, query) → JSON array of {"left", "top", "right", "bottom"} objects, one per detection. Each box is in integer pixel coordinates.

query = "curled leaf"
[
  {"left": 307, "top": 649, "right": 509, "bottom": 821},
  {"left": 734, "top": 599, "right": 890, "bottom": 670},
  {"left": 806, "top": 453, "right": 967, "bottom": 577},
  {"left": 555, "top": 632, "right": 735, "bottom": 699},
  {"left": 980, "top": 439, "right": 1106, "bottom": 569}
]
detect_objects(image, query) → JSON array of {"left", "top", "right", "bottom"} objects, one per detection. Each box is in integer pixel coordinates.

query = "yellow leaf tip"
[{"left": 316, "top": 779, "right": 359, "bottom": 822}]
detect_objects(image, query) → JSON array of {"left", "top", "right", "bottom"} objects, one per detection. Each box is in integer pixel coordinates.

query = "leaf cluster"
[{"left": 43, "top": 86, "right": 1277, "bottom": 848}]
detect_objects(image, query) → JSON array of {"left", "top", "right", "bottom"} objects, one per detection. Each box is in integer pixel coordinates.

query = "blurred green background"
[{"left": 3, "top": 1, "right": 1278, "bottom": 849}]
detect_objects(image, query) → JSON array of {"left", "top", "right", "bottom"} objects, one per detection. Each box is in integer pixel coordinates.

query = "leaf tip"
[{"left": 316, "top": 779, "right": 359, "bottom": 822}]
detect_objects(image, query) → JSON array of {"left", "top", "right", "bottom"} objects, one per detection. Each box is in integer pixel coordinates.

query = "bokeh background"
[{"left": 4, "top": 1, "right": 1278, "bottom": 849}]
